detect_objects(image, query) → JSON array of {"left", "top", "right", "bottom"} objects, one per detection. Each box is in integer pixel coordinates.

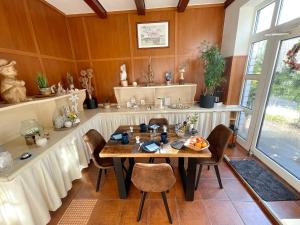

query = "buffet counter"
[{"left": 0, "top": 104, "right": 241, "bottom": 225}]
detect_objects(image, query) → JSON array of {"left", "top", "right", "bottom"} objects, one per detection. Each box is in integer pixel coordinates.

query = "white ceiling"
[{"left": 45, "top": 0, "right": 225, "bottom": 15}]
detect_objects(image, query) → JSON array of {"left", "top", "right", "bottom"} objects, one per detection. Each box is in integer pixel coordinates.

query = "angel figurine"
[{"left": 120, "top": 64, "right": 128, "bottom": 87}]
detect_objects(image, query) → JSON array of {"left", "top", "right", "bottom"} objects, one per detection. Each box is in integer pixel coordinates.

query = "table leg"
[
  {"left": 113, "top": 157, "right": 127, "bottom": 199},
  {"left": 186, "top": 158, "right": 197, "bottom": 201},
  {"left": 178, "top": 157, "right": 197, "bottom": 201},
  {"left": 113, "top": 157, "right": 135, "bottom": 199}
]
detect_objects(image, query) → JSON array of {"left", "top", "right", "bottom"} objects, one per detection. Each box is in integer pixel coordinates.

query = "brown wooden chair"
[
  {"left": 148, "top": 118, "right": 170, "bottom": 164},
  {"left": 132, "top": 163, "right": 176, "bottom": 224},
  {"left": 195, "top": 124, "right": 233, "bottom": 190},
  {"left": 83, "top": 129, "right": 126, "bottom": 192}
]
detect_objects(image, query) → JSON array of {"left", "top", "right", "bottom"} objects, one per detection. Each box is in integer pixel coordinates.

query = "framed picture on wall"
[{"left": 137, "top": 21, "right": 169, "bottom": 49}]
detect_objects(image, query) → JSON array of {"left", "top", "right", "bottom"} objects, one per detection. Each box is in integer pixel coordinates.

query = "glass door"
[
  {"left": 256, "top": 36, "right": 300, "bottom": 179},
  {"left": 237, "top": 40, "right": 268, "bottom": 150}
]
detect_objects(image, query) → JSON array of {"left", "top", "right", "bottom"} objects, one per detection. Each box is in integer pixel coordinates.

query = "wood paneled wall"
[
  {"left": 67, "top": 5, "right": 225, "bottom": 102},
  {"left": 0, "top": 1, "right": 226, "bottom": 103},
  {"left": 0, "top": 0, "right": 75, "bottom": 96}
]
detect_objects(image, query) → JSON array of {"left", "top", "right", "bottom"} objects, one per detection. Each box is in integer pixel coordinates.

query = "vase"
[
  {"left": 39, "top": 87, "right": 51, "bottom": 96},
  {"left": 86, "top": 97, "right": 98, "bottom": 109},
  {"left": 199, "top": 95, "right": 215, "bottom": 108}
]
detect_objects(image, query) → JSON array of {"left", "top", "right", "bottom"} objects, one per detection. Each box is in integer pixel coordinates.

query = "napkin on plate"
[
  {"left": 149, "top": 124, "right": 160, "bottom": 130},
  {"left": 144, "top": 143, "right": 160, "bottom": 152},
  {"left": 111, "top": 133, "right": 122, "bottom": 140}
]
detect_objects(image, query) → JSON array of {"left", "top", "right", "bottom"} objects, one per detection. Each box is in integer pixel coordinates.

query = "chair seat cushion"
[
  {"left": 94, "top": 157, "right": 126, "bottom": 168},
  {"left": 196, "top": 156, "right": 218, "bottom": 165}
]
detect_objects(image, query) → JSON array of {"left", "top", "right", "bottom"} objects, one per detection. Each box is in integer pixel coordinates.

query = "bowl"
[{"left": 36, "top": 138, "right": 48, "bottom": 147}]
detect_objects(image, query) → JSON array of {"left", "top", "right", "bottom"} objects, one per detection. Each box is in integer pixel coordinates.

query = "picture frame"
[{"left": 137, "top": 21, "right": 169, "bottom": 49}]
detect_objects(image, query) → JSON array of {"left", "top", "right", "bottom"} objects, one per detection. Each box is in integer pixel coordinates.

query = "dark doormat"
[{"left": 230, "top": 160, "right": 300, "bottom": 202}]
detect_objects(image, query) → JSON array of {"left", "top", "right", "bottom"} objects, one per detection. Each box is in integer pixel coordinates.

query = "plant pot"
[
  {"left": 86, "top": 97, "right": 98, "bottom": 109},
  {"left": 199, "top": 95, "right": 215, "bottom": 108},
  {"left": 39, "top": 87, "right": 51, "bottom": 96}
]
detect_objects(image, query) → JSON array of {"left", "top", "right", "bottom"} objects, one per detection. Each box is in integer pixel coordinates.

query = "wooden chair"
[
  {"left": 83, "top": 129, "right": 126, "bottom": 192},
  {"left": 148, "top": 118, "right": 170, "bottom": 164},
  {"left": 195, "top": 124, "right": 233, "bottom": 190},
  {"left": 131, "top": 163, "right": 176, "bottom": 224}
]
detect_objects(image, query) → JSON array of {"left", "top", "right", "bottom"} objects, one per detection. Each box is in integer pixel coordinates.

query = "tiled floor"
[{"left": 48, "top": 147, "right": 274, "bottom": 225}]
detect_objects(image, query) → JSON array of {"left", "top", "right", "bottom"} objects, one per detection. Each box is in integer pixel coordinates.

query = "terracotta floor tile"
[
  {"left": 148, "top": 199, "right": 179, "bottom": 225},
  {"left": 196, "top": 179, "right": 229, "bottom": 200},
  {"left": 176, "top": 199, "right": 212, "bottom": 225},
  {"left": 87, "top": 200, "right": 123, "bottom": 225},
  {"left": 75, "top": 178, "right": 119, "bottom": 200},
  {"left": 267, "top": 201, "right": 300, "bottom": 219},
  {"left": 233, "top": 201, "right": 272, "bottom": 225},
  {"left": 119, "top": 199, "right": 149, "bottom": 225},
  {"left": 223, "top": 179, "right": 253, "bottom": 202},
  {"left": 203, "top": 199, "right": 244, "bottom": 225}
]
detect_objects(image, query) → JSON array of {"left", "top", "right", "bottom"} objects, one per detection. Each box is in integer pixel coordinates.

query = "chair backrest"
[
  {"left": 83, "top": 129, "right": 106, "bottom": 167},
  {"left": 207, "top": 124, "right": 233, "bottom": 163},
  {"left": 131, "top": 163, "right": 176, "bottom": 193},
  {"left": 149, "top": 118, "right": 169, "bottom": 127}
]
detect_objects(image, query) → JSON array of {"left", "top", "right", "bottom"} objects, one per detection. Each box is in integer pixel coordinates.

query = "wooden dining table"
[{"left": 100, "top": 125, "right": 211, "bottom": 201}]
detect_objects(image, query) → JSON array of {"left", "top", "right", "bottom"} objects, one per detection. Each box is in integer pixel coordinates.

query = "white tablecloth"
[{"left": 0, "top": 110, "right": 230, "bottom": 225}]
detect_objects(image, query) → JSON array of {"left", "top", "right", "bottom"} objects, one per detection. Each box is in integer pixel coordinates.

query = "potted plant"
[
  {"left": 199, "top": 42, "right": 225, "bottom": 108},
  {"left": 36, "top": 73, "right": 51, "bottom": 96}
]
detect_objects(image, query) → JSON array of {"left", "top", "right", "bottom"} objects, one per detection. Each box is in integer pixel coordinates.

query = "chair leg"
[
  {"left": 96, "top": 168, "right": 102, "bottom": 192},
  {"left": 137, "top": 192, "right": 147, "bottom": 222},
  {"left": 161, "top": 192, "right": 172, "bottom": 224},
  {"left": 148, "top": 157, "right": 154, "bottom": 163},
  {"left": 207, "top": 165, "right": 210, "bottom": 170},
  {"left": 165, "top": 157, "right": 171, "bottom": 164},
  {"left": 195, "top": 165, "right": 203, "bottom": 190},
  {"left": 122, "top": 164, "right": 128, "bottom": 174},
  {"left": 214, "top": 165, "right": 223, "bottom": 189}
]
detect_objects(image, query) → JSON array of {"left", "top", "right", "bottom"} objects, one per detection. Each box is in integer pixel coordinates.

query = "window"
[
  {"left": 278, "top": 0, "right": 300, "bottom": 25},
  {"left": 254, "top": 2, "right": 275, "bottom": 33},
  {"left": 247, "top": 40, "right": 267, "bottom": 75}
]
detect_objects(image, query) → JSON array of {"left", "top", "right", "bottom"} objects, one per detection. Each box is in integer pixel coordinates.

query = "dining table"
[{"left": 100, "top": 125, "right": 212, "bottom": 201}]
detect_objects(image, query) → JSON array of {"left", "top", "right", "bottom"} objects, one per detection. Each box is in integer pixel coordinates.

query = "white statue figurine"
[
  {"left": 120, "top": 64, "right": 128, "bottom": 87},
  {"left": 0, "top": 59, "right": 29, "bottom": 104}
]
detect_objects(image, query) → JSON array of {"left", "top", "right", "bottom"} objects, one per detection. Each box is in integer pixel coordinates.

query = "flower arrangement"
[
  {"left": 175, "top": 113, "right": 199, "bottom": 137},
  {"left": 67, "top": 112, "right": 78, "bottom": 123},
  {"left": 79, "top": 68, "right": 94, "bottom": 99},
  {"left": 285, "top": 41, "right": 300, "bottom": 71}
]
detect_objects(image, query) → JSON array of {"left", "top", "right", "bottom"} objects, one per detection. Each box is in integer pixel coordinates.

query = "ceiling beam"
[
  {"left": 177, "top": 0, "right": 189, "bottom": 12},
  {"left": 84, "top": 0, "right": 107, "bottom": 18},
  {"left": 134, "top": 0, "right": 145, "bottom": 15},
  {"left": 224, "top": 0, "right": 235, "bottom": 9}
]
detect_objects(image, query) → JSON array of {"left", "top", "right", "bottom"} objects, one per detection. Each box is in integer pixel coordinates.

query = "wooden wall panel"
[
  {"left": 92, "top": 60, "right": 132, "bottom": 102},
  {"left": 68, "top": 5, "right": 226, "bottom": 103},
  {"left": 85, "top": 14, "right": 131, "bottom": 59},
  {"left": 177, "top": 55, "right": 204, "bottom": 100},
  {"left": 0, "top": 52, "right": 42, "bottom": 95},
  {"left": 130, "top": 11, "right": 176, "bottom": 57},
  {"left": 177, "top": 6, "right": 224, "bottom": 55},
  {"left": 27, "top": 0, "right": 73, "bottom": 59},
  {"left": 67, "top": 17, "right": 90, "bottom": 60},
  {"left": 0, "top": 0, "right": 75, "bottom": 100},
  {"left": 0, "top": 0, "right": 36, "bottom": 52},
  {"left": 42, "top": 59, "right": 76, "bottom": 87},
  {"left": 133, "top": 57, "right": 175, "bottom": 84}
]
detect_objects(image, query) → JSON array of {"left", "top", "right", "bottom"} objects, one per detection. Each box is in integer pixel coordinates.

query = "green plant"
[
  {"left": 36, "top": 73, "right": 49, "bottom": 89},
  {"left": 200, "top": 42, "right": 226, "bottom": 96}
]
